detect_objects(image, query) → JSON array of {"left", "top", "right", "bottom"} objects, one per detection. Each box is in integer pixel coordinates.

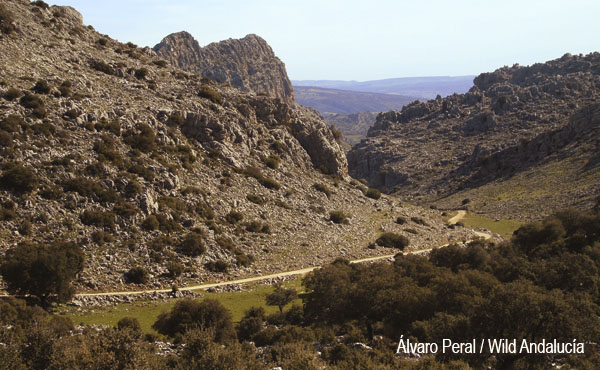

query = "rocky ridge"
[
  {"left": 348, "top": 53, "right": 600, "bottom": 219},
  {"left": 0, "top": 0, "right": 469, "bottom": 293},
  {"left": 154, "top": 31, "right": 295, "bottom": 104}
]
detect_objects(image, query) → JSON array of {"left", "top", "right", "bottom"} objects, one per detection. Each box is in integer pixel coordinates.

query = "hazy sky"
[{"left": 47, "top": 0, "right": 600, "bottom": 81}]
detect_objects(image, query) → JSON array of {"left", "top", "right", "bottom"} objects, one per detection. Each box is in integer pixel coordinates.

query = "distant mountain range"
[
  {"left": 294, "top": 86, "right": 415, "bottom": 114},
  {"left": 293, "top": 76, "right": 475, "bottom": 100}
]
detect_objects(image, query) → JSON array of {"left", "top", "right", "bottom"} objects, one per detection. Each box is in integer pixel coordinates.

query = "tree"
[
  {"left": 0, "top": 242, "right": 84, "bottom": 307},
  {"left": 153, "top": 299, "right": 236, "bottom": 343},
  {"left": 266, "top": 284, "right": 297, "bottom": 313}
]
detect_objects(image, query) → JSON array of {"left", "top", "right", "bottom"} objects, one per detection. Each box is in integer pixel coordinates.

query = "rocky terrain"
[
  {"left": 348, "top": 53, "right": 600, "bottom": 220},
  {"left": 322, "top": 111, "right": 378, "bottom": 146},
  {"left": 154, "top": 31, "right": 294, "bottom": 104},
  {"left": 0, "top": 0, "right": 470, "bottom": 293}
]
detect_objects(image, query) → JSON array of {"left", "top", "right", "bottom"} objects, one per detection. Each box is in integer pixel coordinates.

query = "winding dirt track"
[{"left": 0, "top": 210, "right": 491, "bottom": 298}]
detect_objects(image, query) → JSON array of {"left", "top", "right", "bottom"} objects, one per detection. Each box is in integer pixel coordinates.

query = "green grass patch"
[
  {"left": 62, "top": 280, "right": 303, "bottom": 334},
  {"left": 462, "top": 213, "right": 522, "bottom": 239}
]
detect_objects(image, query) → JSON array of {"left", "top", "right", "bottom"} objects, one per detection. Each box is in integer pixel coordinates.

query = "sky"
[{"left": 47, "top": 0, "right": 600, "bottom": 81}]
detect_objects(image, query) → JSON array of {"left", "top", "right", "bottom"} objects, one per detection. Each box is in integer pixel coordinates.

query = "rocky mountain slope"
[
  {"left": 348, "top": 53, "right": 600, "bottom": 220},
  {"left": 0, "top": 0, "right": 469, "bottom": 292},
  {"left": 322, "top": 111, "right": 378, "bottom": 146},
  {"left": 154, "top": 31, "right": 295, "bottom": 104}
]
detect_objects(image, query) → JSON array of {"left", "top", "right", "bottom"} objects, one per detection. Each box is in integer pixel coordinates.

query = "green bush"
[
  {"left": 205, "top": 259, "right": 229, "bottom": 273},
  {"left": 226, "top": 211, "right": 244, "bottom": 224},
  {"left": 124, "top": 123, "right": 156, "bottom": 153},
  {"left": 3, "top": 87, "right": 21, "bottom": 100},
  {"left": 0, "top": 164, "right": 38, "bottom": 193},
  {"left": 134, "top": 68, "right": 149, "bottom": 80},
  {"left": 166, "top": 261, "right": 185, "bottom": 278},
  {"left": 91, "top": 230, "right": 114, "bottom": 245},
  {"left": 167, "top": 113, "right": 185, "bottom": 126},
  {"left": 0, "top": 130, "right": 12, "bottom": 151},
  {"left": 246, "top": 194, "right": 265, "bottom": 205},
  {"left": 153, "top": 298, "right": 236, "bottom": 342},
  {"left": 375, "top": 232, "right": 409, "bottom": 249},
  {"left": 243, "top": 166, "right": 280, "bottom": 190},
  {"left": 117, "top": 317, "right": 142, "bottom": 335},
  {"left": 178, "top": 232, "right": 206, "bottom": 257},
  {"left": 80, "top": 210, "right": 116, "bottom": 229},
  {"left": 329, "top": 210, "right": 348, "bottom": 224},
  {"left": 32, "top": 80, "right": 51, "bottom": 94},
  {"left": 313, "top": 183, "right": 332, "bottom": 197},
  {"left": 396, "top": 216, "right": 406, "bottom": 225},
  {"left": 62, "top": 177, "right": 120, "bottom": 203},
  {"left": 0, "top": 114, "right": 24, "bottom": 133},
  {"left": 0, "top": 4, "right": 16, "bottom": 35},
  {"left": 198, "top": 84, "right": 223, "bottom": 104},
  {"left": 263, "top": 155, "right": 281, "bottom": 169},
  {"left": 411, "top": 216, "right": 429, "bottom": 226},
  {"left": 125, "top": 266, "right": 149, "bottom": 284},
  {"left": 141, "top": 215, "right": 159, "bottom": 230},
  {"left": 19, "top": 93, "right": 44, "bottom": 109},
  {"left": 365, "top": 188, "right": 381, "bottom": 200},
  {"left": 32, "top": 1, "right": 50, "bottom": 9},
  {"left": 153, "top": 60, "right": 168, "bottom": 68},
  {"left": 0, "top": 241, "right": 84, "bottom": 306},
  {"left": 90, "top": 60, "right": 115, "bottom": 75}
]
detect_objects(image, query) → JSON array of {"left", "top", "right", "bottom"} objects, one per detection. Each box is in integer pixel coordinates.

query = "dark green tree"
[
  {"left": 0, "top": 242, "right": 84, "bottom": 307},
  {"left": 266, "top": 283, "right": 297, "bottom": 313}
]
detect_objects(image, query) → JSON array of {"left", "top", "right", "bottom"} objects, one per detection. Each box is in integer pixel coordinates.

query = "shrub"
[
  {"left": 124, "top": 123, "right": 156, "bottom": 153},
  {"left": 113, "top": 201, "right": 138, "bottom": 217},
  {"left": 178, "top": 232, "right": 206, "bottom": 257},
  {"left": 39, "top": 185, "right": 64, "bottom": 200},
  {"left": 153, "top": 60, "right": 168, "bottom": 68},
  {"left": 0, "top": 165, "right": 38, "bottom": 193},
  {"left": 91, "top": 230, "right": 114, "bottom": 245},
  {"left": 153, "top": 298, "right": 236, "bottom": 342},
  {"left": 64, "top": 109, "right": 80, "bottom": 120},
  {"left": 329, "top": 210, "right": 348, "bottom": 224},
  {"left": 205, "top": 259, "right": 229, "bottom": 273},
  {"left": 404, "top": 228, "right": 419, "bottom": 234},
  {"left": 125, "top": 266, "right": 149, "bottom": 284},
  {"left": 365, "top": 188, "right": 381, "bottom": 200},
  {"left": 246, "top": 194, "right": 265, "bottom": 205},
  {"left": 32, "top": 1, "right": 50, "bottom": 9},
  {"left": 0, "top": 4, "right": 16, "bottom": 35},
  {"left": 243, "top": 166, "right": 281, "bottom": 190},
  {"left": 96, "top": 38, "right": 108, "bottom": 46},
  {"left": 134, "top": 68, "right": 149, "bottom": 80},
  {"left": 90, "top": 60, "right": 115, "bottom": 75},
  {"left": 0, "top": 130, "right": 12, "bottom": 150},
  {"left": 313, "top": 183, "right": 332, "bottom": 197},
  {"left": 198, "top": 84, "right": 223, "bottom": 104},
  {"left": 375, "top": 232, "right": 409, "bottom": 250},
  {"left": 245, "top": 220, "right": 269, "bottom": 233},
  {"left": 0, "top": 114, "right": 24, "bottom": 133},
  {"left": 19, "top": 92, "right": 44, "bottom": 109},
  {"left": 411, "top": 217, "right": 429, "bottom": 226},
  {"left": 396, "top": 216, "right": 406, "bottom": 225},
  {"left": 235, "top": 253, "right": 254, "bottom": 267},
  {"left": 141, "top": 215, "right": 160, "bottom": 230},
  {"left": 166, "top": 261, "right": 185, "bottom": 279},
  {"left": 263, "top": 155, "right": 281, "bottom": 169},
  {"left": 63, "top": 177, "right": 120, "bottom": 203},
  {"left": 117, "top": 317, "right": 142, "bottom": 335},
  {"left": 80, "top": 210, "right": 115, "bottom": 229},
  {"left": 3, "top": 87, "right": 21, "bottom": 100},
  {"left": 167, "top": 113, "right": 185, "bottom": 126},
  {"left": 32, "top": 80, "right": 51, "bottom": 94},
  {"left": 226, "top": 211, "right": 244, "bottom": 224}
]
